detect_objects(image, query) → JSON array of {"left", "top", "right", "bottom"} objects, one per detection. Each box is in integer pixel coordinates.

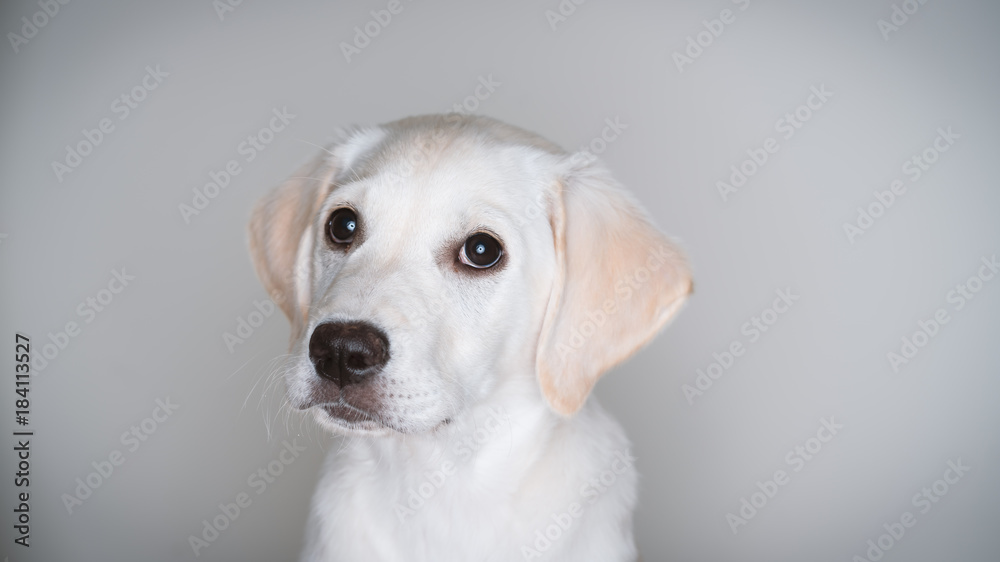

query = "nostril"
[
  {"left": 346, "top": 353, "right": 368, "bottom": 370},
  {"left": 308, "top": 321, "right": 391, "bottom": 387}
]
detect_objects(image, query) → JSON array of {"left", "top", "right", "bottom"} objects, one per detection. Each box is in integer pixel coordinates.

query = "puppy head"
[{"left": 249, "top": 114, "right": 690, "bottom": 435}]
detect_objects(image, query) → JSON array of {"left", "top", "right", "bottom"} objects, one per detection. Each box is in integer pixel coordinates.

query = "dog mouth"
[
  {"left": 298, "top": 373, "right": 389, "bottom": 426},
  {"left": 320, "top": 401, "right": 376, "bottom": 424},
  {"left": 311, "top": 399, "right": 399, "bottom": 433}
]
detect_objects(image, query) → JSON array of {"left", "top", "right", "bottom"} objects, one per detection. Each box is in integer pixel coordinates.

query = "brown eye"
[
  {"left": 327, "top": 208, "right": 358, "bottom": 244},
  {"left": 460, "top": 232, "right": 502, "bottom": 269}
]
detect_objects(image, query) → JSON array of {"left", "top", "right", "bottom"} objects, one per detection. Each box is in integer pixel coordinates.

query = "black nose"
[{"left": 308, "top": 321, "right": 390, "bottom": 387}]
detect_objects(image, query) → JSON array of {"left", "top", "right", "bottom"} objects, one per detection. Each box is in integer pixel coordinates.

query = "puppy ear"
[
  {"left": 248, "top": 151, "right": 333, "bottom": 339},
  {"left": 536, "top": 159, "right": 693, "bottom": 416}
]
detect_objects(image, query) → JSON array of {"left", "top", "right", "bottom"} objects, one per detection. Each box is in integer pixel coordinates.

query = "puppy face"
[
  {"left": 249, "top": 115, "right": 692, "bottom": 436},
  {"left": 298, "top": 128, "right": 559, "bottom": 435}
]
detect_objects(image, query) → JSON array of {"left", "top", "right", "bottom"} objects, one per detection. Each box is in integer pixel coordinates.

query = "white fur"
[{"left": 249, "top": 115, "right": 691, "bottom": 562}]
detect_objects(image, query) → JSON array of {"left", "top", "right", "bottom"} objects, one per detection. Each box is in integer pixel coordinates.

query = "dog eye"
[
  {"left": 327, "top": 208, "right": 358, "bottom": 245},
  {"left": 460, "top": 232, "right": 503, "bottom": 269}
]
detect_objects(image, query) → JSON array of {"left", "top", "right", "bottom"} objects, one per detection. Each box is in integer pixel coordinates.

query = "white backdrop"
[{"left": 1, "top": 1, "right": 998, "bottom": 561}]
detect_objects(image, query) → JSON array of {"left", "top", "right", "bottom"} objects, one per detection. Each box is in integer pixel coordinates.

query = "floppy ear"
[
  {"left": 536, "top": 159, "right": 693, "bottom": 416},
  {"left": 248, "top": 151, "right": 334, "bottom": 340}
]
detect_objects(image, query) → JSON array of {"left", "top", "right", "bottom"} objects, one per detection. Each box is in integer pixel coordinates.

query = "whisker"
[{"left": 293, "top": 138, "right": 336, "bottom": 157}]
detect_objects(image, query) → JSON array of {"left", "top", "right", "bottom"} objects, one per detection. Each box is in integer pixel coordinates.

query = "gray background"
[{"left": 2, "top": 0, "right": 999, "bottom": 561}]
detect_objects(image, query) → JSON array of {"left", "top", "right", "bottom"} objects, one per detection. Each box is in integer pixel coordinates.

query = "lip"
[
  {"left": 321, "top": 401, "right": 375, "bottom": 424},
  {"left": 313, "top": 400, "right": 396, "bottom": 434}
]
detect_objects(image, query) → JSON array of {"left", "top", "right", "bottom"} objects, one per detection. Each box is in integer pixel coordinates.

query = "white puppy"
[{"left": 248, "top": 114, "right": 691, "bottom": 562}]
